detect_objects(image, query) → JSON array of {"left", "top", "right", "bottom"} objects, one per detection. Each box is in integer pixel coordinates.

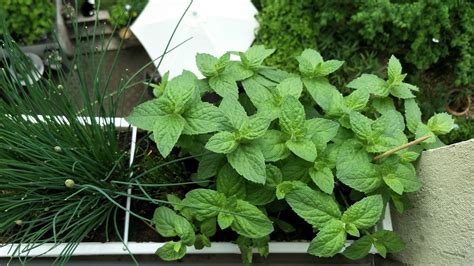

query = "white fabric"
[{"left": 131, "top": 0, "right": 258, "bottom": 78}]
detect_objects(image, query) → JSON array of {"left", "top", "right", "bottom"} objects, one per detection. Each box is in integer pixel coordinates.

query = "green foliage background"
[
  {"left": 253, "top": 0, "right": 473, "bottom": 143},
  {"left": 0, "top": 0, "right": 55, "bottom": 44}
]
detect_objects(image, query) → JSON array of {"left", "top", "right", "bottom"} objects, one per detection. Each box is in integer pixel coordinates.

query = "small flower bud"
[
  {"left": 65, "top": 179, "right": 75, "bottom": 188},
  {"left": 15, "top": 220, "right": 23, "bottom": 225},
  {"left": 54, "top": 146, "right": 62, "bottom": 152}
]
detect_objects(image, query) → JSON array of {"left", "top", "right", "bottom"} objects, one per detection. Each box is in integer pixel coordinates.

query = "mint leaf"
[
  {"left": 209, "top": 74, "right": 238, "bottom": 99},
  {"left": 217, "top": 212, "right": 234, "bottom": 229},
  {"left": 216, "top": 164, "right": 246, "bottom": 199},
  {"left": 297, "top": 49, "right": 323, "bottom": 76},
  {"left": 286, "top": 138, "right": 318, "bottom": 162},
  {"left": 153, "top": 114, "right": 185, "bottom": 157},
  {"left": 344, "top": 89, "right": 369, "bottom": 111},
  {"left": 308, "top": 220, "right": 346, "bottom": 257},
  {"left": 280, "top": 96, "right": 305, "bottom": 136},
  {"left": 156, "top": 241, "right": 186, "bottom": 261},
  {"left": 153, "top": 206, "right": 180, "bottom": 237},
  {"left": 126, "top": 98, "right": 167, "bottom": 131},
  {"left": 241, "top": 113, "right": 272, "bottom": 140},
  {"left": 220, "top": 97, "right": 248, "bottom": 130},
  {"left": 194, "top": 234, "right": 211, "bottom": 250},
  {"left": 371, "top": 230, "right": 405, "bottom": 253},
  {"left": 240, "top": 45, "right": 275, "bottom": 69},
  {"left": 427, "top": 113, "right": 454, "bottom": 135},
  {"left": 309, "top": 167, "right": 334, "bottom": 194},
  {"left": 342, "top": 235, "right": 372, "bottom": 260},
  {"left": 373, "top": 241, "right": 387, "bottom": 258},
  {"left": 182, "top": 189, "right": 226, "bottom": 220},
  {"left": 404, "top": 99, "right": 422, "bottom": 134},
  {"left": 383, "top": 174, "right": 403, "bottom": 195},
  {"left": 306, "top": 118, "right": 340, "bottom": 150},
  {"left": 276, "top": 77, "right": 303, "bottom": 98},
  {"left": 205, "top": 131, "right": 238, "bottom": 154},
  {"left": 257, "top": 130, "right": 291, "bottom": 162},
  {"left": 227, "top": 61, "right": 254, "bottom": 80},
  {"left": 346, "top": 74, "right": 387, "bottom": 96},
  {"left": 390, "top": 84, "right": 415, "bottom": 99},
  {"left": 230, "top": 199, "right": 274, "bottom": 238},
  {"left": 395, "top": 163, "right": 422, "bottom": 192},
  {"left": 151, "top": 71, "right": 169, "bottom": 98},
  {"left": 196, "top": 53, "right": 219, "bottom": 77},
  {"left": 336, "top": 141, "right": 381, "bottom": 192},
  {"left": 345, "top": 223, "right": 360, "bottom": 237},
  {"left": 341, "top": 195, "right": 383, "bottom": 229},
  {"left": 197, "top": 153, "right": 225, "bottom": 180},
  {"left": 164, "top": 72, "right": 197, "bottom": 113},
  {"left": 285, "top": 185, "right": 341, "bottom": 228},
  {"left": 373, "top": 97, "right": 396, "bottom": 114},
  {"left": 349, "top": 112, "right": 373, "bottom": 141},
  {"left": 200, "top": 218, "right": 217, "bottom": 237},
  {"left": 241, "top": 77, "right": 273, "bottom": 108},
  {"left": 228, "top": 144, "right": 266, "bottom": 184},
  {"left": 387, "top": 55, "right": 402, "bottom": 82},
  {"left": 304, "top": 78, "right": 345, "bottom": 116},
  {"left": 415, "top": 124, "right": 436, "bottom": 143},
  {"left": 265, "top": 164, "right": 283, "bottom": 188},
  {"left": 245, "top": 184, "right": 275, "bottom": 206},
  {"left": 182, "top": 102, "right": 223, "bottom": 134},
  {"left": 275, "top": 219, "right": 296, "bottom": 233},
  {"left": 319, "top": 60, "right": 344, "bottom": 76},
  {"left": 383, "top": 174, "right": 404, "bottom": 195}
]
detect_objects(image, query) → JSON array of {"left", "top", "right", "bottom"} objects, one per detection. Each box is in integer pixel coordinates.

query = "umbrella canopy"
[{"left": 131, "top": 0, "right": 258, "bottom": 78}]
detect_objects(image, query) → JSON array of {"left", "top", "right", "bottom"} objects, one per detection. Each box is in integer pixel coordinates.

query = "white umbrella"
[{"left": 130, "top": 0, "right": 258, "bottom": 78}]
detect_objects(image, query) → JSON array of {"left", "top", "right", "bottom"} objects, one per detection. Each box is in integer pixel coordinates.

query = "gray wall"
[{"left": 391, "top": 139, "right": 474, "bottom": 264}]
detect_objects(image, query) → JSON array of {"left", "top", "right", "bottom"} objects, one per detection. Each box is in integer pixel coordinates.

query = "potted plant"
[
  {"left": 445, "top": 88, "right": 472, "bottom": 116},
  {"left": 108, "top": 0, "right": 148, "bottom": 39},
  {"left": 124, "top": 46, "right": 454, "bottom": 264}
]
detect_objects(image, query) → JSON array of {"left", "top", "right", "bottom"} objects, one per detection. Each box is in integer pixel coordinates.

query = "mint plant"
[{"left": 127, "top": 45, "right": 454, "bottom": 264}]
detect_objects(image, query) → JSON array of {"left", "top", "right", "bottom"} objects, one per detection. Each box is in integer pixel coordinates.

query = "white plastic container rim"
[{"left": 0, "top": 117, "right": 393, "bottom": 257}]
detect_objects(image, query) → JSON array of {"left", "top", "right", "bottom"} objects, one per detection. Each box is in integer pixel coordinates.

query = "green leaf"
[
  {"left": 253, "top": 235, "right": 270, "bottom": 257},
  {"left": 156, "top": 241, "right": 186, "bottom": 261},
  {"left": 304, "top": 78, "right": 345, "bottom": 116},
  {"left": 285, "top": 185, "right": 341, "bottom": 228},
  {"left": 236, "top": 236, "right": 253, "bottom": 266},
  {"left": 197, "top": 153, "right": 226, "bottom": 179},
  {"left": 126, "top": 98, "right": 168, "bottom": 131},
  {"left": 241, "top": 77, "right": 273, "bottom": 108},
  {"left": 373, "top": 98, "right": 396, "bottom": 114},
  {"left": 182, "top": 189, "right": 226, "bottom": 220},
  {"left": 349, "top": 112, "right": 374, "bottom": 141},
  {"left": 280, "top": 157, "right": 312, "bottom": 182},
  {"left": 228, "top": 144, "right": 267, "bottom": 184},
  {"left": 336, "top": 141, "right": 381, "bottom": 192},
  {"left": 306, "top": 118, "right": 340, "bottom": 150},
  {"left": 167, "top": 194, "right": 183, "bottom": 211},
  {"left": 427, "top": 113, "right": 454, "bottom": 135},
  {"left": 280, "top": 96, "right": 306, "bottom": 136},
  {"left": 276, "top": 77, "right": 303, "bottom": 99},
  {"left": 286, "top": 138, "right": 317, "bottom": 162},
  {"left": 196, "top": 53, "right": 219, "bottom": 77},
  {"left": 319, "top": 60, "right": 344, "bottom": 76},
  {"left": 174, "top": 216, "right": 196, "bottom": 246},
  {"left": 153, "top": 114, "right": 186, "bottom": 157},
  {"left": 151, "top": 71, "right": 169, "bottom": 98},
  {"left": 220, "top": 97, "right": 248, "bottom": 130},
  {"left": 404, "top": 99, "right": 422, "bottom": 134},
  {"left": 209, "top": 74, "right": 238, "bottom": 99},
  {"left": 241, "top": 113, "right": 272, "bottom": 140},
  {"left": 182, "top": 102, "right": 224, "bottom": 135},
  {"left": 395, "top": 163, "right": 422, "bottom": 192},
  {"left": 164, "top": 72, "right": 197, "bottom": 113},
  {"left": 371, "top": 230, "right": 406, "bottom": 253},
  {"left": 383, "top": 174, "right": 404, "bottom": 195},
  {"left": 230, "top": 199, "right": 274, "bottom": 238},
  {"left": 342, "top": 235, "right": 372, "bottom": 260},
  {"left": 257, "top": 130, "right": 290, "bottom": 162},
  {"left": 400, "top": 151, "right": 420, "bottom": 163},
  {"left": 194, "top": 234, "right": 211, "bottom": 250},
  {"left": 217, "top": 212, "right": 234, "bottom": 229},
  {"left": 275, "top": 219, "right": 296, "bottom": 233},
  {"left": 245, "top": 184, "right": 275, "bottom": 206},
  {"left": 415, "top": 124, "right": 436, "bottom": 144},
  {"left": 296, "top": 49, "right": 323, "bottom": 76},
  {"left": 227, "top": 61, "right": 254, "bottom": 80},
  {"left": 275, "top": 180, "right": 305, "bottom": 200},
  {"left": 200, "top": 218, "right": 217, "bottom": 237},
  {"left": 265, "top": 164, "right": 283, "bottom": 188},
  {"left": 153, "top": 206, "right": 180, "bottom": 237},
  {"left": 240, "top": 45, "right": 275, "bottom": 69},
  {"left": 345, "top": 223, "right": 360, "bottom": 237},
  {"left": 346, "top": 74, "right": 387, "bottom": 96},
  {"left": 205, "top": 131, "right": 238, "bottom": 154},
  {"left": 390, "top": 84, "right": 415, "bottom": 99},
  {"left": 387, "top": 55, "right": 402, "bottom": 82},
  {"left": 216, "top": 164, "right": 246, "bottom": 199},
  {"left": 373, "top": 241, "right": 387, "bottom": 258},
  {"left": 308, "top": 220, "right": 346, "bottom": 257},
  {"left": 344, "top": 89, "right": 369, "bottom": 111},
  {"left": 309, "top": 167, "right": 334, "bottom": 194},
  {"left": 341, "top": 195, "right": 383, "bottom": 229}
]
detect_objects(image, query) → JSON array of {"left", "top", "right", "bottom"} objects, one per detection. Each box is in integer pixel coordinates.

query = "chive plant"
[{"left": 0, "top": 14, "right": 135, "bottom": 264}]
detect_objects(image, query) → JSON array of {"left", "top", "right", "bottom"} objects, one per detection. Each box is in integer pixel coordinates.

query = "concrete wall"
[{"left": 391, "top": 139, "right": 474, "bottom": 264}]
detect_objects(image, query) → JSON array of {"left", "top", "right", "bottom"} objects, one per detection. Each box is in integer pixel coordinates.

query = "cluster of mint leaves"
[{"left": 127, "top": 46, "right": 454, "bottom": 264}]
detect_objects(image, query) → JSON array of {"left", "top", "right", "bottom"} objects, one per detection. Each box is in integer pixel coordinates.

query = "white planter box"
[{"left": 0, "top": 117, "right": 393, "bottom": 258}]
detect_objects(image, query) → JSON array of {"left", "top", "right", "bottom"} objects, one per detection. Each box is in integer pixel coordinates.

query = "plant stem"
[{"left": 373, "top": 134, "right": 432, "bottom": 161}]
